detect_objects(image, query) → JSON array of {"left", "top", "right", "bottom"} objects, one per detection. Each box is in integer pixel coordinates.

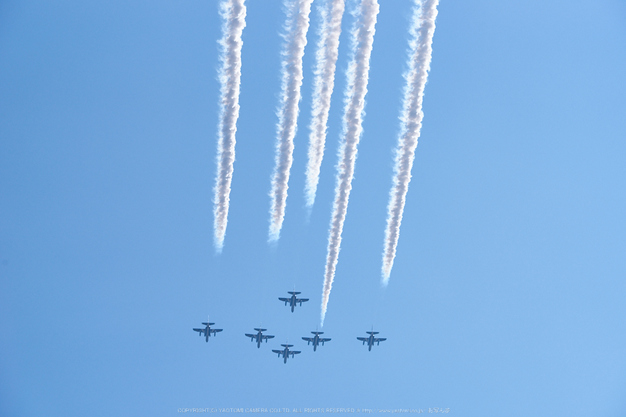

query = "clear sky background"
[{"left": 1, "top": 0, "right": 625, "bottom": 416}]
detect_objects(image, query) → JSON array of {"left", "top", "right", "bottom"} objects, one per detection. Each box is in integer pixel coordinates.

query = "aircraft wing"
[
  {"left": 245, "top": 333, "right": 255, "bottom": 338},
  {"left": 374, "top": 337, "right": 386, "bottom": 343},
  {"left": 296, "top": 298, "right": 309, "bottom": 303},
  {"left": 193, "top": 328, "right": 205, "bottom": 333},
  {"left": 291, "top": 351, "right": 301, "bottom": 355},
  {"left": 210, "top": 329, "right": 223, "bottom": 334},
  {"left": 278, "top": 297, "right": 289, "bottom": 302},
  {"left": 357, "top": 337, "right": 368, "bottom": 342},
  {"left": 271, "top": 350, "right": 282, "bottom": 354},
  {"left": 320, "top": 338, "right": 331, "bottom": 342},
  {"left": 302, "top": 337, "right": 314, "bottom": 342},
  {"left": 262, "top": 335, "right": 275, "bottom": 340}
]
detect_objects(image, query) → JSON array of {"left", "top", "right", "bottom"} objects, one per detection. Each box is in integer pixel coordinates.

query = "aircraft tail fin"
[
  {"left": 254, "top": 328, "right": 267, "bottom": 332},
  {"left": 287, "top": 291, "right": 301, "bottom": 295}
]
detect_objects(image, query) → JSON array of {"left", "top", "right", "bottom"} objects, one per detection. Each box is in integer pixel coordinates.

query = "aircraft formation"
[{"left": 193, "top": 290, "right": 386, "bottom": 363}]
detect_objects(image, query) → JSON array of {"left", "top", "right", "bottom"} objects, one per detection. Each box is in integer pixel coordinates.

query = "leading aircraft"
[
  {"left": 272, "top": 343, "right": 301, "bottom": 364},
  {"left": 193, "top": 318, "right": 223, "bottom": 342},
  {"left": 245, "top": 328, "right": 275, "bottom": 348},
  {"left": 279, "top": 290, "right": 309, "bottom": 312},
  {"left": 302, "top": 330, "right": 331, "bottom": 352},
  {"left": 357, "top": 328, "right": 386, "bottom": 351}
]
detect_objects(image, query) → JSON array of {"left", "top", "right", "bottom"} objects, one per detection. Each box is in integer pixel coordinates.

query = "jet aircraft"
[
  {"left": 193, "top": 318, "right": 223, "bottom": 342},
  {"left": 245, "top": 328, "right": 275, "bottom": 348},
  {"left": 272, "top": 343, "right": 301, "bottom": 364},
  {"left": 279, "top": 290, "right": 309, "bottom": 312},
  {"left": 357, "top": 328, "right": 386, "bottom": 351},
  {"left": 302, "top": 330, "right": 331, "bottom": 352}
]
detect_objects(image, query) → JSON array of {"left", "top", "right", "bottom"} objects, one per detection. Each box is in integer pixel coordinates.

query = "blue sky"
[{"left": 1, "top": 0, "right": 625, "bottom": 416}]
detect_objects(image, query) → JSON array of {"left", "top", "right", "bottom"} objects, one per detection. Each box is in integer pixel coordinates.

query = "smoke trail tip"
[
  {"left": 268, "top": 218, "right": 282, "bottom": 243},
  {"left": 304, "top": 205, "right": 313, "bottom": 224},
  {"left": 381, "top": 265, "right": 391, "bottom": 282},
  {"left": 268, "top": 232, "right": 280, "bottom": 245},
  {"left": 214, "top": 241, "right": 224, "bottom": 255},
  {"left": 381, "top": 274, "right": 390, "bottom": 287}
]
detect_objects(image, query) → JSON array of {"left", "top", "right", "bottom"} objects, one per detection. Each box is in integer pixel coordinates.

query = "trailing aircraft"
[
  {"left": 302, "top": 330, "right": 331, "bottom": 352},
  {"left": 245, "top": 328, "right": 275, "bottom": 348},
  {"left": 357, "top": 328, "right": 386, "bottom": 351},
  {"left": 272, "top": 343, "right": 301, "bottom": 364},
  {"left": 278, "top": 290, "right": 309, "bottom": 312},
  {"left": 193, "top": 317, "right": 223, "bottom": 342}
]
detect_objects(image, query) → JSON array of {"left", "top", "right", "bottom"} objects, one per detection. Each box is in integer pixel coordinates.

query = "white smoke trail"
[
  {"left": 321, "top": 0, "right": 379, "bottom": 325},
  {"left": 268, "top": 0, "right": 314, "bottom": 242},
  {"left": 213, "top": 0, "right": 247, "bottom": 252},
  {"left": 381, "top": 0, "right": 439, "bottom": 283},
  {"left": 304, "top": 0, "right": 346, "bottom": 209}
]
